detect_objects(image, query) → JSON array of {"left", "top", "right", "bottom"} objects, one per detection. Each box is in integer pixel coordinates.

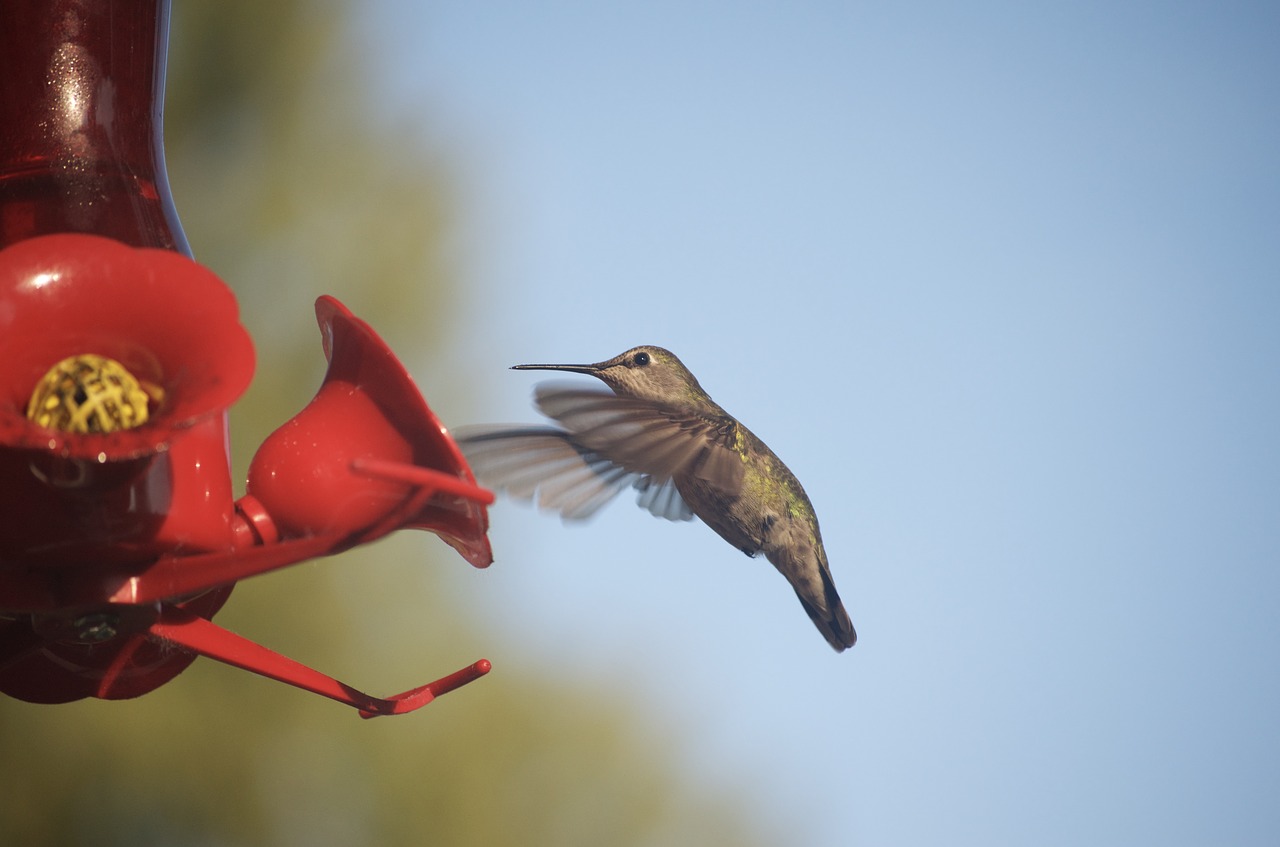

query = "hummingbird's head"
[{"left": 513, "top": 345, "right": 709, "bottom": 406}]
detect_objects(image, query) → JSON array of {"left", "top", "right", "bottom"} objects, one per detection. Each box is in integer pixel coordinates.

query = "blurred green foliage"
[{"left": 0, "top": 2, "right": 775, "bottom": 845}]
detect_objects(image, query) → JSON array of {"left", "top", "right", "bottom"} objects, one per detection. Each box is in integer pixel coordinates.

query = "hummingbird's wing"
[
  {"left": 632, "top": 476, "right": 695, "bottom": 521},
  {"left": 456, "top": 425, "right": 697, "bottom": 522},
  {"left": 532, "top": 385, "right": 746, "bottom": 495},
  {"left": 454, "top": 425, "right": 636, "bottom": 520}
]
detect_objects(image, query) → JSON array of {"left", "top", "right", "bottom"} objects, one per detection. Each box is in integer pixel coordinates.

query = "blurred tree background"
[{"left": 0, "top": 2, "right": 776, "bottom": 844}]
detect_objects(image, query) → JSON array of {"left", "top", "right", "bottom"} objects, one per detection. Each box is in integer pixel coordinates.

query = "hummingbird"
[{"left": 456, "top": 345, "right": 856, "bottom": 652}]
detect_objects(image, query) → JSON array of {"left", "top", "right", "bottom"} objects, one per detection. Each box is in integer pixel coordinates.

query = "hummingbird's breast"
[
  {"left": 675, "top": 474, "right": 762, "bottom": 556},
  {"left": 676, "top": 420, "right": 824, "bottom": 560}
]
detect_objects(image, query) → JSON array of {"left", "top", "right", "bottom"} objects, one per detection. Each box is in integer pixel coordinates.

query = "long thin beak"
[{"left": 511, "top": 362, "right": 599, "bottom": 374}]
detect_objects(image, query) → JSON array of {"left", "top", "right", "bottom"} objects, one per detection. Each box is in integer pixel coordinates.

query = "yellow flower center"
[{"left": 26, "top": 354, "right": 160, "bottom": 433}]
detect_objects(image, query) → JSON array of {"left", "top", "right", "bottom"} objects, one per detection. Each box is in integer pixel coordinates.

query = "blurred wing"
[
  {"left": 532, "top": 384, "right": 746, "bottom": 495},
  {"left": 455, "top": 419, "right": 700, "bottom": 523},
  {"left": 455, "top": 426, "right": 635, "bottom": 521},
  {"left": 633, "top": 476, "right": 695, "bottom": 521}
]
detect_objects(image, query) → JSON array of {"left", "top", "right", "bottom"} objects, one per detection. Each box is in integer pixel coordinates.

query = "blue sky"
[{"left": 361, "top": 2, "right": 1280, "bottom": 844}]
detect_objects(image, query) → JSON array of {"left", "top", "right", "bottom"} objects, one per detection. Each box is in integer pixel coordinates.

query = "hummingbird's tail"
[
  {"left": 762, "top": 534, "right": 856, "bottom": 651},
  {"left": 797, "top": 579, "right": 857, "bottom": 652},
  {"left": 780, "top": 547, "right": 855, "bottom": 652}
]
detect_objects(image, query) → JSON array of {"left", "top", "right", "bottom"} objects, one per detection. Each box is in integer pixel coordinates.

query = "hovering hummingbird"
[{"left": 456, "top": 345, "right": 856, "bottom": 652}]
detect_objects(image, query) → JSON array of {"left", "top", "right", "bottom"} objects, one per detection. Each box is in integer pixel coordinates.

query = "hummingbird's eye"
[{"left": 633, "top": 351, "right": 650, "bottom": 367}]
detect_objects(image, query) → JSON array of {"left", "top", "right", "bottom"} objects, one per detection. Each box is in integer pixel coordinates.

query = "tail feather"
[
  {"left": 782, "top": 546, "right": 856, "bottom": 651},
  {"left": 763, "top": 537, "right": 857, "bottom": 652},
  {"left": 797, "top": 585, "right": 857, "bottom": 652}
]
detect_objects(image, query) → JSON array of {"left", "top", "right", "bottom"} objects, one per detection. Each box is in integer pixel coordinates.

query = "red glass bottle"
[
  {"left": 0, "top": 0, "right": 232, "bottom": 703},
  {"left": 0, "top": 0, "right": 190, "bottom": 254}
]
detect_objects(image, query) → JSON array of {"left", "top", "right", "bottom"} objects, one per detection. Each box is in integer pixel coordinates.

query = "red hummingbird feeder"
[{"left": 0, "top": 0, "right": 494, "bottom": 717}]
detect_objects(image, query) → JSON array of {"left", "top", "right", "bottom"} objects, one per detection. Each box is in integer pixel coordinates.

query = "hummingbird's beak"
[{"left": 511, "top": 362, "right": 599, "bottom": 375}]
